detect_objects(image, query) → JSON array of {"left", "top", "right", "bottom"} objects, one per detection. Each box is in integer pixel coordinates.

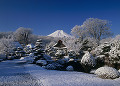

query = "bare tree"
[
  {"left": 71, "top": 18, "right": 113, "bottom": 41},
  {"left": 14, "top": 27, "right": 32, "bottom": 45}
]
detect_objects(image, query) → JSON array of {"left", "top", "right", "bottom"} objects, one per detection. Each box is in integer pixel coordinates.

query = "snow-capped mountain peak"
[{"left": 48, "top": 30, "right": 73, "bottom": 38}]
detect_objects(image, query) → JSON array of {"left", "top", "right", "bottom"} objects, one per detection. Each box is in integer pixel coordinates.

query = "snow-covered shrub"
[
  {"left": 95, "top": 55, "right": 106, "bottom": 68},
  {"left": 36, "top": 60, "right": 47, "bottom": 66},
  {"left": 43, "top": 54, "right": 52, "bottom": 60},
  {"left": 81, "top": 51, "right": 96, "bottom": 67},
  {"left": 7, "top": 53, "right": 15, "bottom": 60},
  {"left": 55, "top": 49, "right": 65, "bottom": 58},
  {"left": 29, "top": 53, "right": 34, "bottom": 57},
  {"left": 95, "top": 67, "right": 120, "bottom": 79},
  {"left": 0, "top": 59, "right": 3, "bottom": 62},
  {"left": 65, "top": 60, "right": 84, "bottom": 72},
  {"left": 56, "top": 59, "right": 66, "bottom": 64},
  {"left": 90, "top": 69, "right": 96, "bottom": 74},
  {"left": 24, "top": 44, "right": 34, "bottom": 54},
  {"left": 33, "top": 39, "right": 47, "bottom": 63},
  {"left": 92, "top": 42, "right": 112, "bottom": 69},
  {"left": 51, "top": 62, "right": 63, "bottom": 70},
  {"left": 45, "top": 41, "right": 56, "bottom": 57},
  {"left": 20, "top": 56, "right": 34, "bottom": 63},
  {"left": 80, "top": 37, "right": 98, "bottom": 51},
  {"left": 108, "top": 40, "right": 120, "bottom": 66},
  {"left": 0, "top": 54, "right": 6, "bottom": 59},
  {"left": 118, "top": 69, "right": 120, "bottom": 73},
  {"left": 0, "top": 38, "right": 15, "bottom": 57},
  {"left": 66, "top": 65, "right": 74, "bottom": 71},
  {"left": 15, "top": 47, "right": 25, "bottom": 58},
  {"left": 93, "top": 42, "right": 111, "bottom": 56},
  {"left": 46, "top": 64, "right": 56, "bottom": 70},
  {"left": 81, "top": 51, "right": 96, "bottom": 72},
  {"left": 68, "top": 50, "right": 76, "bottom": 58},
  {"left": 63, "top": 38, "right": 82, "bottom": 55}
]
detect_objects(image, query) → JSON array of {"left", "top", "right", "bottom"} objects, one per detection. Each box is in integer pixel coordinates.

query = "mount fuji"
[{"left": 48, "top": 30, "right": 73, "bottom": 38}]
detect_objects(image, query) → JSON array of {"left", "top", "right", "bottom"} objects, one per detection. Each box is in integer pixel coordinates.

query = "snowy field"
[{"left": 0, "top": 60, "right": 120, "bottom": 86}]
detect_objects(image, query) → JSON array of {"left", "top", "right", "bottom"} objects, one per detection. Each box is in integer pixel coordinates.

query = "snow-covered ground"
[
  {"left": 0, "top": 60, "right": 41, "bottom": 86},
  {"left": 0, "top": 60, "right": 120, "bottom": 86}
]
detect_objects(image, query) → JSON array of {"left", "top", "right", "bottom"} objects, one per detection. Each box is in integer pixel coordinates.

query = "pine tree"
[{"left": 33, "top": 39, "right": 45, "bottom": 63}]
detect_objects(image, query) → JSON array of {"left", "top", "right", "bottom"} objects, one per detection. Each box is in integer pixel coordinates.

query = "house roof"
[{"left": 53, "top": 40, "right": 66, "bottom": 48}]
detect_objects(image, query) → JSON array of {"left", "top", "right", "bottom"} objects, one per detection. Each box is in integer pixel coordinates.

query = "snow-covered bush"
[
  {"left": 63, "top": 38, "right": 82, "bottom": 55},
  {"left": 55, "top": 49, "right": 65, "bottom": 58},
  {"left": 118, "top": 69, "right": 120, "bottom": 73},
  {"left": 95, "top": 67, "right": 120, "bottom": 79},
  {"left": 24, "top": 44, "right": 34, "bottom": 54},
  {"left": 43, "top": 54, "right": 52, "bottom": 60},
  {"left": 68, "top": 50, "right": 76, "bottom": 58},
  {"left": 81, "top": 51, "right": 96, "bottom": 67},
  {"left": 7, "top": 53, "right": 15, "bottom": 60},
  {"left": 63, "top": 37, "right": 98, "bottom": 58},
  {"left": 51, "top": 62, "right": 63, "bottom": 70},
  {"left": 15, "top": 47, "right": 25, "bottom": 58},
  {"left": 0, "top": 38, "right": 15, "bottom": 57},
  {"left": 66, "top": 65, "right": 74, "bottom": 71},
  {"left": 46, "top": 64, "right": 56, "bottom": 70},
  {"left": 0, "top": 54, "right": 6, "bottom": 59},
  {"left": 81, "top": 51, "right": 96, "bottom": 72},
  {"left": 92, "top": 41, "right": 112, "bottom": 69},
  {"left": 20, "top": 56, "right": 34, "bottom": 63},
  {"left": 36, "top": 60, "right": 47, "bottom": 66},
  {"left": 80, "top": 37, "right": 98, "bottom": 51},
  {"left": 33, "top": 39, "right": 46, "bottom": 63},
  {"left": 108, "top": 40, "right": 120, "bottom": 65},
  {"left": 29, "top": 53, "right": 34, "bottom": 57},
  {"left": 93, "top": 42, "right": 111, "bottom": 56}
]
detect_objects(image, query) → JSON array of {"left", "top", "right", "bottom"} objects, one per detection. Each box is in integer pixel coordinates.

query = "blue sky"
[{"left": 0, "top": 0, "right": 120, "bottom": 36}]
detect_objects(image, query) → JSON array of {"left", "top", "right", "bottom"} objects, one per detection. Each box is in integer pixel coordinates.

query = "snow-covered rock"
[
  {"left": 36, "top": 60, "right": 47, "bottom": 66},
  {"left": 66, "top": 65, "right": 74, "bottom": 71},
  {"left": 95, "top": 67, "right": 120, "bottom": 79},
  {"left": 48, "top": 30, "right": 73, "bottom": 38},
  {"left": 81, "top": 51, "right": 96, "bottom": 67}
]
